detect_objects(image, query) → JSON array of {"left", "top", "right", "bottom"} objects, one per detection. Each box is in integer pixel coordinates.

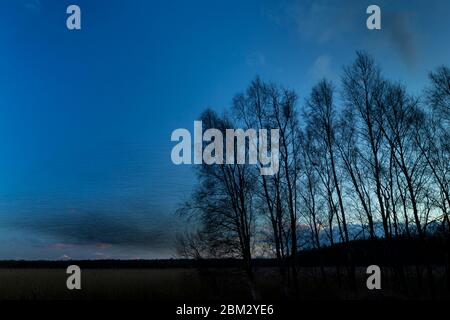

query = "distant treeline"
[{"left": 2, "top": 236, "right": 447, "bottom": 269}]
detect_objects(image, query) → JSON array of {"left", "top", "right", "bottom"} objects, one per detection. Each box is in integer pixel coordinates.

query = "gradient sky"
[{"left": 0, "top": 0, "right": 449, "bottom": 259}]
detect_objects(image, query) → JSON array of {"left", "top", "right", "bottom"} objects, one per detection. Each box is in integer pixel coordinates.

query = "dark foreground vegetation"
[
  {"left": 0, "top": 237, "right": 448, "bottom": 300},
  {"left": 1, "top": 266, "right": 447, "bottom": 300}
]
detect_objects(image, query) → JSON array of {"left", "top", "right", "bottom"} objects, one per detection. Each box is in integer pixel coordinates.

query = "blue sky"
[{"left": 0, "top": 0, "right": 449, "bottom": 259}]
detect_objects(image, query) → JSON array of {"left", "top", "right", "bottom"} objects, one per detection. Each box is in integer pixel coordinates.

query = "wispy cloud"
[
  {"left": 58, "top": 254, "right": 72, "bottom": 261},
  {"left": 265, "top": 0, "right": 421, "bottom": 69},
  {"left": 289, "top": 0, "right": 361, "bottom": 44},
  {"left": 246, "top": 51, "right": 266, "bottom": 69},
  {"left": 384, "top": 11, "right": 418, "bottom": 68},
  {"left": 23, "top": 0, "right": 41, "bottom": 12},
  {"left": 309, "top": 54, "right": 337, "bottom": 82},
  {"left": 10, "top": 206, "right": 177, "bottom": 250}
]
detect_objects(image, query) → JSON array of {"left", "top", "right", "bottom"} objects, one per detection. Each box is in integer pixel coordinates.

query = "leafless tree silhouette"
[{"left": 177, "top": 52, "right": 450, "bottom": 298}]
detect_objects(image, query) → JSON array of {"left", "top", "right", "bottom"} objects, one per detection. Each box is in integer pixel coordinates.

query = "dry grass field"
[{"left": 0, "top": 266, "right": 447, "bottom": 300}]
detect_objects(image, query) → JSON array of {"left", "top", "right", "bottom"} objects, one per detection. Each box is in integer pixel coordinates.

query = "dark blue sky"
[{"left": 0, "top": 0, "right": 449, "bottom": 259}]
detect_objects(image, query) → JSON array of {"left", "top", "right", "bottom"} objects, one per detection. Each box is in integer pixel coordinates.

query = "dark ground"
[{"left": 0, "top": 238, "right": 448, "bottom": 300}]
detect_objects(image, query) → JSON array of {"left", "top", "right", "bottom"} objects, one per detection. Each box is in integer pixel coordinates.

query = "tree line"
[{"left": 176, "top": 52, "right": 450, "bottom": 298}]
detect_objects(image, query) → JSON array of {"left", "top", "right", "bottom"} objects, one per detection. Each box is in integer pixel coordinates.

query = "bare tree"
[
  {"left": 305, "top": 79, "right": 349, "bottom": 243},
  {"left": 233, "top": 78, "right": 301, "bottom": 294},
  {"left": 232, "top": 78, "right": 289, "bottom": 264},
  {"left": 379, "top": 83, "right": 427, "bottom": 237},
  {"left": 417, "top": 66, "right": 450, "bottom": 229},
  {"left": 178, "top": 109, "right": 259, "bottom": 298},
  {"left": 427, "top": 66, "right": 450, "bottom": 126},
  {"left": 175, "top": 230, "right": 211, "bottom": 259},
  {"left": 337, "top": 107, "right": 375, "bottom": 238},
  {"left": 342, "top": 52, "right": 390, "bottom": 238}
]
